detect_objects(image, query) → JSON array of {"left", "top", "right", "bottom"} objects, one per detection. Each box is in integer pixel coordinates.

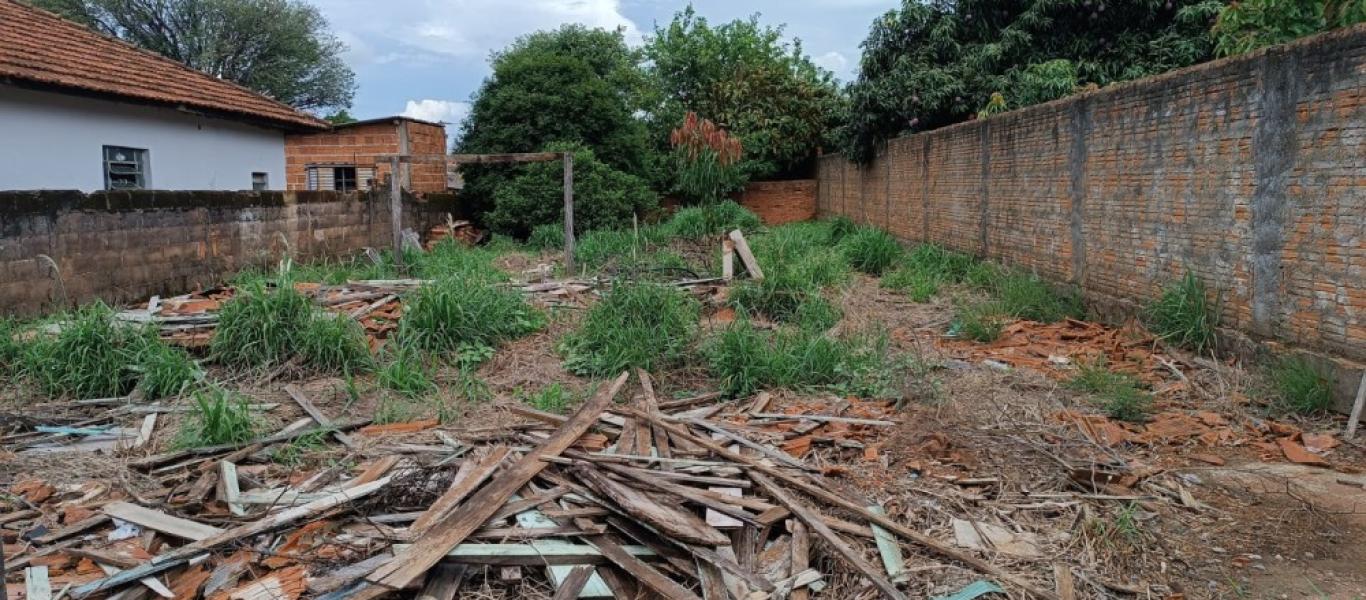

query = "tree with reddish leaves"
[{"left": 670, "top": 112, "right": 747, "bottom": 205}]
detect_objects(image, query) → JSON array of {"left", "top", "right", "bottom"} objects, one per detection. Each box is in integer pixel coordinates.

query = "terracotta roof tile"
[{"left": 0, "top": 0, "right": 328, "bottom": 130}]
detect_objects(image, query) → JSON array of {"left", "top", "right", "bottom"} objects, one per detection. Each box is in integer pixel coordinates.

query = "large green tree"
[
  {"left": 837, "top": 0, "right": 1225, "bottom": 163},
  {"left": 644, "top": 8, "right": 843, "bottom": 180},
  {"left": 34, "top": 0, "right": 355, "bottom": 112},
  {"left": 1212, "top": 0, "right": 1365, "bottom": 56}
]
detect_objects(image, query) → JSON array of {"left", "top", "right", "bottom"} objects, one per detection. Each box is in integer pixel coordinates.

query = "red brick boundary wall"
[
  {"left": 816, "top": 27, "right": 1364, "bottom": 398},
  {"left": 0, "top": 189, "right": 458, "bottom": 315},
  {"left": 738, "top": 180, "right": 817, "bottom": 225}
]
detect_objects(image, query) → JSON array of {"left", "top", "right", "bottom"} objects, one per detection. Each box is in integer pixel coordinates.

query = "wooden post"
[
  {"left": 563, "top": 152, "right": 575, "bottom": 274},
  {"left": 390, "top": 155, "right": 404, "bottom": 269}
]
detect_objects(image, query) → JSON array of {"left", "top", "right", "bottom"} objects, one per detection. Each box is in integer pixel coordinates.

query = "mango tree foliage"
[
  {"left": 1213, "top": 0, "right": 1366, "bottom": 56},
  {"left": 837, "top": 0, "right": 1224, "bottom": 163}
]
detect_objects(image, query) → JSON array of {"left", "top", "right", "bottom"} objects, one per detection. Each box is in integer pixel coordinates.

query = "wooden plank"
[
  {"left": 721, "top": 239, "right": 735, "bottom": 280},
  {"left": 593, "top": 461, "right": 758, "bottom": 528},
  {"left": 584, "top": 536, "right": 700, "bottom": 600},
  {"left": 410, "top": 447, "right": 510, "bottom": 533},
  {"left": 696, "top": 558, "right": 728, "bottom": 600},
  {"left": 103, "top": 502, "right": 224, "bottom": 541},
  {"left": 625, "top": 406, "right": 1060, "bottom": 600},
  {"left": 868, "top": 506, "right": 909, "bottom": 583},
  {"left": 750, "top": 413, "right": 897, "bottom": 427},
  {"left": 571, "top": 464, "right": 729, "bottom": 546},
  {"left": 284, "top": 384, "right": 359, "bottom": 450},
  {"left": 449, "top": 152, "right": 563, "bottom": 165},
  {"left": 790, "top": 520, "right": 811, "bottom": 600},
  {"left": 548, "top": 566, "right": 593, "bottom": 600},
  {"left": 219, "top": 462, "right": 245, "bottom": 516},
  {"left": 688, "top": 418, "right": 813, "bottom": 471},
  {"left": 1053, "top": 564, "right": 1075, "bottom": 600},
  {"left": 705, "top": 487, "right": 744, "bottom": 529},
  {"left": 1346, "top": 371, "right": 1365, "bottom": 439},
  {"left": 360, "top": 372, "right": 631, "bottom": 596},
  {"left": 130, "top": 419, "right": 367, "bottom": 470},
  {"left": 26, "top": 566, "right": 51, "bottom": 600},
  {"left": 72, "top": 478, "right": 391, "bottom": 599},
  {"left": 32, "top": 515, "right": 111, "bottom": 544},
  {"left": 637, "top": 370, "right": 672, "bottom": 468},
  {"left": 414, "top": 564, "right": 466, "bottom": 600},
  {"left": 509, "top": 502, "right": 612, "bottom": 598},
  {"left": 388, "top": 543, "right": 655, "bottom": 566},
  {"left": 656, "top": 392, "right": 723, "bottom": 411},
  {"left": 97, "top": 563, "right": 173, "bottom": 598},
  {"left": 727, "top": 230, "right": 763, "bottom": 280},
  {"left": 563, "top": 152, "right": 575, "bottom": 273},
  {"left": 750, "top": 473, "right": 906, "bottom": 600},
  {"left": 132, "top": 414, "right": 158, "bottom": 449}
]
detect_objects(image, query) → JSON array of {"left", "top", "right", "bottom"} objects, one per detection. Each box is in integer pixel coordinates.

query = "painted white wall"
[{"left": 0, "top": 85, "right": 288, "bottom": 191}]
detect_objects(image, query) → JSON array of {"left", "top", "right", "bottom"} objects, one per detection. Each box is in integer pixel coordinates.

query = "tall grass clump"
[
  {"left": 1067, "top": 359, "right": 1152, "bottom": 422},
  {"left": 560, "top": 282, "right": 700, "bottom": 377},
  {"left": 665, "top": 201, "right": 763, "bottom": 240},
  {"left": 707, "top": 318, "right": 900, "bottom": 399},
  {"left": 826, "top": 216, "right": 858, "bottom": 244},
  {"left": 411, "top": 241, "right": 509, "bottom": 281},
  {"left": 1145, "top": 271, "right": 1219, "bottom": 353},
  {"left": 377, "top": 344, "right": 438, "bottom": 398},
  {"left": 880, "top": 267, "right": 940, "bottom": 302},
  {"left": 952, "top": 301, "right": 1009, "bottom": 343},
  {"left": 840, "top": 227, "right": 903, "bottom": 275},
  {"left": 212, "top": 279, "right": 313, "bottom": 368},
  {"left": 298, "top": 313, "right": 373, "bottom": 374},
  {"left": 526, "top": 223, "right": 566, "bottom": 251},
  {"left": 1268, "top": 356, "right": 1333, "bottom": 415},
  {"left": 881, "top": 244, "right": 982, "bottom": 302},
  {"left": 995, "top": 271, "right": 1084, "bottom": 323},
  {"left": 398, "top": 276, "right": 543, "bottom": 358},
  {"left": 0, "top": 317, "right": 25, "bottom": 379},
  {"left": 731, "top": 223, "right": 852, "bottom": 324},
  {"left": 22, "top": 303, "right": 198, "bottom": 399},
  {"left": 176, "top": 387, "right": 257, "bottom": 447}
]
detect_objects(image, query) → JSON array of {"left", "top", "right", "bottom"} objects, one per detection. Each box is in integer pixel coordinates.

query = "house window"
[
  {"left": 103, "top": 146, "right": 148, "bottom": 190},
  {"left": 334, "top": 166, "right": 357, "bottom": 191},
  {"left": 251, "top": 172, "right": 269, "bottom": 190}
]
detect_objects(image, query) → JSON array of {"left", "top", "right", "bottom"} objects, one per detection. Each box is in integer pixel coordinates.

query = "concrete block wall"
[
  {"left": 737, "top": 180, "right": 817, "bottom": 225},
  {"left": 817, "top": 26, "right": 1364, "bottom": 372},
  {"left": 0, "top": 189, "right": 459, "bottom": 315}
]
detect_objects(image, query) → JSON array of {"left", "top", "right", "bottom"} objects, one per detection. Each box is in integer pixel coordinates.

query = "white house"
[{"left": 0, "top": 0, "right": 328, "bottom": 192}]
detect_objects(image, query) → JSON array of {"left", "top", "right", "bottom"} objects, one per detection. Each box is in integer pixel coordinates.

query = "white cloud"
[
  {"left": 813, "top": 50, "right": 848, "bottom": 73},
  {"left": 401, "top": 99, "right": 472, "bottom": 124}
]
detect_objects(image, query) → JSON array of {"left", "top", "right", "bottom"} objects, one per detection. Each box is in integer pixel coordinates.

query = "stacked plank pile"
[{"left": 4, "top": 371, "right": 1057, "bottom": 600}]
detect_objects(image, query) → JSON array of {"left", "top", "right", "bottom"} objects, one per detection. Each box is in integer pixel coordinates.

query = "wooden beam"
[
  {"left": 563, "top": 152, "right": 575, "bottom": 273},
  {"left": 284, "top": 384, "right": 359, "bottom": 450},
  {"left": 571, "top": 464, "right": 729, "bottom": 546},
  {"left": 449, "top": 152, "right": 564, "bottom": 165},
  {"left": 359, "top": 372, "right": 631, "bottom": 596},
  {"left": 727, "top": 230, "right": 763, "bottom": 280},
  {"left": 411, "top": 447, "right": 510, "bottom": 533},
  {"left": 102, "top": 502, "right": 224, "bottom": 541},
  {"left": 548, "top": 566, "right": 593, "bottom": 600},
  {"left": 26, "top": 566, "right": 51, "bottom": 600},
  {"left": 583, "top": 536, "right": 700, "bottom": 600}
]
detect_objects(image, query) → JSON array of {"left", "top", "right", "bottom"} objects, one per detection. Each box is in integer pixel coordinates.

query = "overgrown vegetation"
[
  {"left": 560, "top": 282, "right": 700, "bottom": 377},
  {"left": 1068, "top": 359, "right": 1152, "bottom": 422},
  {"left": 707, "top": 316, "right": 901, "bottom": 399},
  {"left": 21, "top": 303, "right": 198, "bottom": 399},
  {"left": 486, "top": 144, "right": 657, "bottom": 238},
  {"left": 1213, "top": 0, "right": 1365, "bottom": 56},
  {"left": 176, "top": 387, "right": 257, "bottom": 447},
  {"left": 1145, "top": 271, "right": 1219, "bottom": 353},
  {"left": 730, "top": 221, "right": 851, "bottom": 324},
  {"left": 520, "top": 382, "right": 573, "bottom": 414},
  {"left": 377, "top": 345, "right": 438, "bottom": 399},
  {"left": 213, "top": 276, "right": 370, "bottom": 373},
  {"left": 665, "top": 200, "right": 763, "bottom": 240},
  {"left": 840, "top": 227, "right": 902, "bottom": 275},
  {"left": 1267, "top": 355, "right": 1333, "bottom": 415},
  {"left": 397, "top": 275, "right": 544, "bottom": 358},
  {"left": 994, "top": 271, "right": 1084, "bottom": 324}
]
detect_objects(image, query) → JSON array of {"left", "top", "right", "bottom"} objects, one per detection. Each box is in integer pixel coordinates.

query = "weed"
[
  {"left": 952, "top": 301, "right": 1009, "bottom": 343},
  {"left": 573, "top": 229, "right": 687, "bottom": 276},
  {"left": 1268, "top": 355, "right": 1333, "bottom": 415},
  {"left": 526, "top": 223, "right": 566, "bottom": 251},
  {"left": 454, "top": 368, "right": 492, "bottom": 404},
  {"left": 272, "top": 428, "right": 329, "bottom": 466},
  {"left": 881, "top": 267, "right": 940, "bottom": 302},
  {"left": 298, "top": 313, "right": 373, "bottom": 374},
  {"left": 374, "top": 395, "right": 418, "bottom": 425},
  {"left": 1100, "top": 385, "right": 1153, "bottom": 422},
  {"left": 794, "top": 295, "right": 842, "bottom": 332},
  {"left": 341, "top": 369, "right": 363, "bottom": 408},
  {"left": 177, "top": 387, "right": 256, "bottom": 447},
  {"left": 377, "top": 345, "right": 437, "bottom": 398},
  {"left": 707, "top": 317, "right": 900, "bottom": 399},
  {"left": 1146, "top": 271, "right": 1219, "bottom": 352},
  {"left": 826, "top": 216, "right": 858, "bottom": 243},
  {"left": 994, "top": 271, "right": 1084, "bottom": 323},
  {"left": 0, "top": 317, "right": 21, "bottom": 378},
  {"left": 521, "top": 383, "right": 573, "bottom": 413},
  {"left": 398, "top": 275, "right": 543, "bottom": 356},
  {"left": 132, "top": 341, "right": 201, "bottom": 399},
  {"left": 840, "top": 227, "right": 903, "bottom": 275},
  {"left": 665, "top": 200, "right": 763, "bottom": 240},
  {"left": 561, "top": 282, "right": 699, "bottom": 377},
  {"left": 411, "top": 241, "right": 509, "bottom": 281},
  {"left": 212, "top": 279, "right": 313, "bottom": 368},
  {"left": 729, "top": 276, "right": 808, "bottom": 323},
  {"left": 22, "top": 303, "right": 195, "bottom": 399},
  {"left": 1068, "top": 359, "right": 1152, "bottom": 422}
]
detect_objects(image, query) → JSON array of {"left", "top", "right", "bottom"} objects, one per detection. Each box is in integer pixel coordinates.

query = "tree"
[
  {"left": 670, "top": 112, "right": 746, "bottom": 204},
  {"left": 837, "top": 0, "right": 1225, "bottom": 163},
  {"left": 485, "top": 143, "right": 657, "bottom": 238},
  {"left": 457, "top": 25, "right": 653, "bottom": 222},
  {"left": 644, "top": 8, "right": 842, "bottom": 179},
  {"left": 1213, "top": 0, "right": 1366, "bottom": 56},
  {"left": 33, "top": 0, "right": 355, "bottom": 112},
  {"left": 325, "top": 109, "right": 357, "bottom": 125}
]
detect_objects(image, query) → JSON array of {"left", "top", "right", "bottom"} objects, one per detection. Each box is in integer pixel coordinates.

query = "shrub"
[
  {"left": 560, "top": 282, "right": 699, "bottom": 377},
  {"left": 398, "top": 276, "right": 543, "bottom": 356},
  {"left": 995, "top": 271, "right": 1084, "bottom": 323},
  {"left": 212, "top": 279, "right": 314, "bottom": 369},
  {"left": 177, "top": 387, "right": 257, "bottom": 447},
  {"left": 527, "top": 223, "right": 566, "bottom": 251},
  {"left": 1146, "top": 271, "right": 1219, "bottom": 352},
  {"left": 1268, "top": 356, "right": 1333, "bottom": 415},
  {"left": 486, "top": 144, "right": 658, "bottom": 238},
  {"left": 665, "top": 200, "right": 763, "bottom": 240},
  {"left": 298, "top": 313, "right": 373, "bottom": 374},
  {"left": 377, "top": 344, "right": 438, "bottom": 398},
  {"left": 670, "top": 112, "right": 748, "bottom": 204},
  {"left": 707, "top": 318, "right": 900, "bottom": 398},
  {"left": 840, "top": 227, "right": 902, "bottom": 275}
]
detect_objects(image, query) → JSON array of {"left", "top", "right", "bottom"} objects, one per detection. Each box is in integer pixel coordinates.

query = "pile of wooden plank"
[{"left": 4, "top": 371, "right": 1057, "bottom": 600}]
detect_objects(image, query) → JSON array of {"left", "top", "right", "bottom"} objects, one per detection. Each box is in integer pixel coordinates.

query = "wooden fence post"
[
  {"left": 390, "top": 155, "right": 404, "bottom": 269},
  {"left": 563, "top": 152, "right": 575, "bottom": 274}
]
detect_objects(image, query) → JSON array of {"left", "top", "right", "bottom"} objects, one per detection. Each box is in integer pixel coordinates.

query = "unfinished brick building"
[{"left": 284, "top": 117, "right": 449, "bottom": 194}]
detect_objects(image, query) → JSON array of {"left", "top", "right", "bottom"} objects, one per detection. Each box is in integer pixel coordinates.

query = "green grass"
[
  {"left": 298, "top": 313, "right": 373, "bottom": 374},
  {"left": 952, "top": 301, "right": 1009, "bottom": 342},
  {"left": 880, "top": 267, "right": 940, "bottom": 302},
  {"left": 1268, "top": 356, "right": 1333, "bottom": 415},
  {"left": 0, "top": 317, "right": 22, "bottom": 379},
  {"left": 1068, "top": 359, "right": 1152, "bottom": 422},
  {"left": 794, "top": 295, "right": 843, "bottom": 332},
  {"left": 410, "top": 241, "right": 511, "bottom": 281},
  {"left": 1146, "top": 271, "right": 1219, "bottom": 353},
  {"left": 560, "top": 282, "right": 699, "bottom": 377},
  {"left": 397, "top": 275, "right": 543, "bottom": 357},
  {"left": 707, "top": 317, "right": 901, "bottom": 399},
  {"left": 573, "top": 228, "right": 689, "bottom": 277},
  {"left": 212, "top": 278, "right": 314, "bottom": 369},
  {"left": 880, "top": 244, "right": 983, "bottom": 302},
  {"left": 176, "top": 387, "right": 257, "bottom": 447},
  {"left": 839, "top": 227, "right": 903, "bottom": 275},
  {"left": 374, "top": 395, "right": 418, "bottom": 425},
  {"left": 272, "top": 428, "right": 329, "bottom": 466},
  {"left": 994, "top": 271, "right": 1084, "bottom": 323},
  {"left": 526, "top": 223, "right": 566, "bottom": 251},
  {"left": 21, "top": 303, "right": 198, "bottom": 399},
  {"left": 826, "top": 216, "right": 858, "bottom": 243},
  {"left": 520, "top": 382, "right": 573, "bottom": 413},
  {"left": 377, "top": 344, "right": 438, "bottom": 398},
  {"left": 730, "top": 222, "right": 853, "bottom": 325},
  {"left": 665, "top": 200, "right": 763, "bottom": 240}
]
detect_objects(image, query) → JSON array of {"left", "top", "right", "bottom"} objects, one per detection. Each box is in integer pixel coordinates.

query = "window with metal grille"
[
  {"left": 251, "top": 172, "right": 269, "bottom": 191},
  {"left": 334, "top": 166, "right": 357, "bottom": 191},
  {"left": 103, "top": 146, "right": 148, "bottom": 190},
  {"left": 305, "top": 165, "right": 374, "bottom": 191}
]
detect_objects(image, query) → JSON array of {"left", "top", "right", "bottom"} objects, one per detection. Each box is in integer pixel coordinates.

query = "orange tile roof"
[{"left": 0, "top": 0, "right": 328, "bottom": 130}]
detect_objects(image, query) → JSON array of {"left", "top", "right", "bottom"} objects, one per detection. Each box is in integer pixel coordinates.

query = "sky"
[{"left": 313, "top": 0, "right": 895, "bottom": 127}]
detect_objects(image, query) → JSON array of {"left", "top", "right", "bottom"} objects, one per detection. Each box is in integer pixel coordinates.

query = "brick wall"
[
  {"left": 284, "top": 118, "right": 449, "bottom": 194},
  {"left": 817, "top": 26, "right": 1364, "bottom": 371},
  {"left": 737, "top": 180, "right": 817, "bottom": 225},
  {"left": 0, "top": 189, "right": 458, "bottom": 315}
]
